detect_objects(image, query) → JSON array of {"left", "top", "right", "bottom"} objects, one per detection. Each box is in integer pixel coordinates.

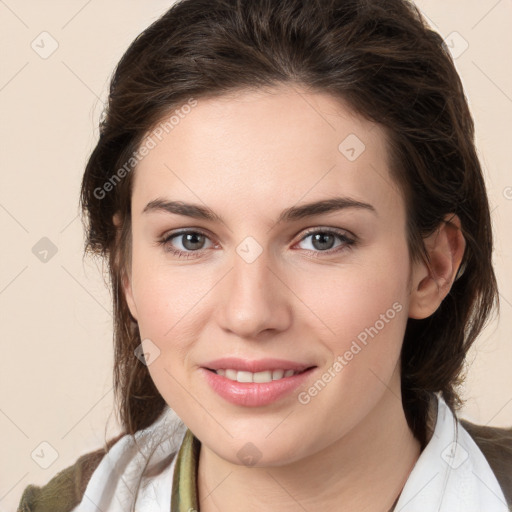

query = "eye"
[
  {"left": 294, "top": 228, "right": 356, "bottom": 257},
  {"left": 157, "top": 230, "right": 215, "bottom": 259},
  {"left": 157, "top": 227, "right": 356, "bottom": 260}
]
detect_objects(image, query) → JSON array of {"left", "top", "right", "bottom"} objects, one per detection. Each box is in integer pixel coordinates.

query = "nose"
[{"left": 215, "top": 247, "right": 292, "bottom": 339}]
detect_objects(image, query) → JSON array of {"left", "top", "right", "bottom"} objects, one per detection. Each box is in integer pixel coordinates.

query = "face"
[{"left": 123, "top": 85, "right": 419, "bottom": 466}]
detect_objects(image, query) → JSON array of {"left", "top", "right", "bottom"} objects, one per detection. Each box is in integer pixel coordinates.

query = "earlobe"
[{"left": 408, "top": 213, "right": 466, "bottom": 320}]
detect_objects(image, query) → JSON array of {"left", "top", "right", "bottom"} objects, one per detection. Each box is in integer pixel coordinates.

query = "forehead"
[{"left": 131, "top": 86, "right": 403, "bottom": 221}]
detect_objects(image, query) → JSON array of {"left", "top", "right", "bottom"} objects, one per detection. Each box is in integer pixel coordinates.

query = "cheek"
[
  {"left": 296, "top": 243, "right": 411, "bottom": 394},
  {"left": 129, "top": 244, "right": 204, "bottom": 339},
  {"left": 131, "top": 275, "right": 174, "bottom": 339},
  {"left": 306, "top": 274, "right": 408, "bottom": 383},
  {"left": 130, "top": 260, "right": 201, "bottom": 412},
  {"left": 128, "top": 249, "right": 218, "bottom": 395},
  {"left": 290, "top": 262, "right": 410, "bottom": 434},
  {"left": 304, "top": 245, "right": 409, "bottom": 339}
]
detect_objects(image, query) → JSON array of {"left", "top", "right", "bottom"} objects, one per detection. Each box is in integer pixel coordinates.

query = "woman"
[{"left": 17, "top": 0, "right": 512, "bottom": 510}]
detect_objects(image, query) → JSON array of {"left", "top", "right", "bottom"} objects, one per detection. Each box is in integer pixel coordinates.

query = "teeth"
[
  {"left": 214, "top": 368, "right": 301, "bottom": 383},
  {"left": 237, "top": 371, "right": 253, "bottom": 383},
  {"left": 272, "top": 369, "right": 284, "bottom": 380},
  {"left": 225, "top": 369, "right": 237, "bottom": 380}
]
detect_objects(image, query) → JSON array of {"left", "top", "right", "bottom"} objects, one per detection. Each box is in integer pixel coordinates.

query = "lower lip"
[{"left": 200, "top": 367, "right": 316, "bottom": 407}]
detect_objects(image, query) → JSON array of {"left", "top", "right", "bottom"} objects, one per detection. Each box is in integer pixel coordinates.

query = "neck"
[{"left": 197, "top": 372, "right": 421, "bottom": 512}]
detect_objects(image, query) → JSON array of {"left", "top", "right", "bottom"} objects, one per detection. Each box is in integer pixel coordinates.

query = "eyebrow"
[{"left": 142, "top": 197, "right": 377, "bottom": 223}]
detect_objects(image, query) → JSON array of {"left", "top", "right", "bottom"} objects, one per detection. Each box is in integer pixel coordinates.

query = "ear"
[
  {"left": 113, "top": 212, "right": 138, "bottom": 322},
  {"left": 408, "top": 213, "right": 466, "bottom": 319}
]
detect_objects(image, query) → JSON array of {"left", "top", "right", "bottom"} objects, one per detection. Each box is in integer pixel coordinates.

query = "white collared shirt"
[
  {"left": 71, "top": 394, "right": 509, "bottom": 511},
  {"left": 395, "top": 394, "right": 508, "bottom": 511}
]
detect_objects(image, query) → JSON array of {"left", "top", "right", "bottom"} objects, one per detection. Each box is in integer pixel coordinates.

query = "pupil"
[
  {"left": 183, "top": 233, "right": 204, "bottom": 250},
  {"left": 313, "top": 233, "right": 334, "bottom": 250}
]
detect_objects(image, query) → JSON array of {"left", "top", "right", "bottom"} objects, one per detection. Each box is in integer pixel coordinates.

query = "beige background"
[{"left": 0, "top": 1, "right": 511, "bottom": 510}]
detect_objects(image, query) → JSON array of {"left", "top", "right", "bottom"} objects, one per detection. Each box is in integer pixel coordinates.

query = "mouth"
[
  {"left": 205, "top": 366, "right": 316, "bottom": 383},
  {"left": 201, "top": 365, "right": 318, "bottom": 407}
]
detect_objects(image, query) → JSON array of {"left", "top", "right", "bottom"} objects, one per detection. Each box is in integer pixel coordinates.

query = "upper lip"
[{"left": 202, "top": 357, "right": 316, "bottom": 373}]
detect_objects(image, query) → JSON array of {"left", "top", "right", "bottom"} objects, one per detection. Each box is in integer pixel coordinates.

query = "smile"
[
  {"left": 210, "top": 368, "right": 306, "bottom": 382},
  {"left": 201, "top": 366, "right": 317, "bottom": 407}
]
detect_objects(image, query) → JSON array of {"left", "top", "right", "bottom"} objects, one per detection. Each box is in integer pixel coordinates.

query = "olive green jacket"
[{"left": 16, "top": 420, "right": 512, "bottom": 512}]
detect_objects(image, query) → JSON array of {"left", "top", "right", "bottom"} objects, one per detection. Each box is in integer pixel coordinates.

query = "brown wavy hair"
[{"left": 80, "top": 0, "right": 498, "bottom": 451}]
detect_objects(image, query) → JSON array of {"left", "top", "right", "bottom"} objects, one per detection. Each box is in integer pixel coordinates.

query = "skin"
[{"left": 120, "top": 85, "right": 465, "bottom": 511}]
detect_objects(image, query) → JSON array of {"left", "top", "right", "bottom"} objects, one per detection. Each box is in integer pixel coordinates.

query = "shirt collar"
[
  {"left": 171, "top": 429, "right": 200, "bottom": 512},
  {"left": 394, "top": 393, "right": 508, "bottom": 511}
]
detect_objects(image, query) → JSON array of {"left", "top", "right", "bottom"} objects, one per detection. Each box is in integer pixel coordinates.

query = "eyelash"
[{"left": 156, "top": 228, "right": 356, "bottom": 260}]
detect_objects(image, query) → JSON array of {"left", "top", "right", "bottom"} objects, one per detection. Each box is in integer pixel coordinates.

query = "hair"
[{"left": 80, "top": 0, "right": 498, "bottom": 457}]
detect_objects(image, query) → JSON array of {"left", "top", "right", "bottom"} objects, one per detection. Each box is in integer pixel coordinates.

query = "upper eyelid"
[{"left": 299, "top": 226, "right": 354, "bottom": 238}]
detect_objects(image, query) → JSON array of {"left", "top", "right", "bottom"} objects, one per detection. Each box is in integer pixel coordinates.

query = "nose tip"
[{"left": 216, "top": 255, "right": 292, "bottom": 338}]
